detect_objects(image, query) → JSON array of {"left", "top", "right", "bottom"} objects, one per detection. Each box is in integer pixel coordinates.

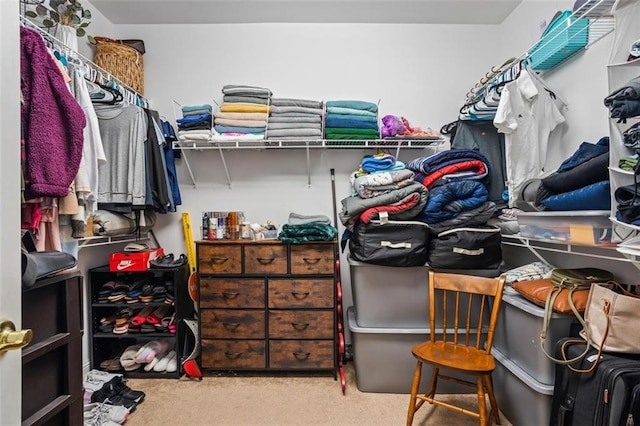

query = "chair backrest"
[{"left": 428, "top": 270, "right": 506, "bottom": 353}]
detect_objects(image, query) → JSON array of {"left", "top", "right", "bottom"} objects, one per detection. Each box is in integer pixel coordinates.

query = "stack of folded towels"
[
  {"left": 266, "top": 98, "right": 324, "bottom": 140},
  {"left": 176, "top": 104, "right": 213, "bottom": 141},
  {"left": 213, "top": 84, "right": 272, "bottom": 139},
  {"left": 324, "top": 100, "right": 380, "bottom": 140}
]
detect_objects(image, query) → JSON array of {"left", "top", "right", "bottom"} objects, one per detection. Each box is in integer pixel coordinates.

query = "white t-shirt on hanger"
[{"left": 494, "top": 70, "right": 565, "bottom": 207}]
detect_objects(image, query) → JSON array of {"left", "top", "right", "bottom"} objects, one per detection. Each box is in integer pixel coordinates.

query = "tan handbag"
[{"left": 561, "top": 282, "right": 640, "bottom": 373}]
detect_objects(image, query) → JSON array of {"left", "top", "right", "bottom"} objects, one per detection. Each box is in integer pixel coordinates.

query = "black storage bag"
[
  {"left": 348, "top": 220, "right": 430, "bottom": 267},
  {"left": 428, "top": 225, "right": 502, "bottom": 269}
]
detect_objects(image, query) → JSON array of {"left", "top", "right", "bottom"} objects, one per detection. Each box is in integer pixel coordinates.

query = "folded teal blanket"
[
  {"left": 326, "top": 100, "right": 378, "bottom": 113},
  {"left": 278, "top": 223, "right": 338, "bottom": 243},
  {"left": 325, "top": 113, "right": 378, "bottom": 123},
  {"left": 325, "top": 116, "right": 379, "bottom": 130}
]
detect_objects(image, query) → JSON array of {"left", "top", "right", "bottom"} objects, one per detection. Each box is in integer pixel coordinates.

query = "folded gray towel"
[{"left": 288, "top": 212, "right": 332, "bottom": 225}]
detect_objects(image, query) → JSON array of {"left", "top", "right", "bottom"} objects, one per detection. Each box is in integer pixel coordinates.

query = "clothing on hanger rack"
[{"left": 19, "top": 15, "right": 149, "bottom": 109}]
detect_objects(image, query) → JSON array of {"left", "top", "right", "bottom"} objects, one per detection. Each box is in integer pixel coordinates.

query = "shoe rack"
[{"left": 88, "top": 264, "right": 194, "bottom": 378}]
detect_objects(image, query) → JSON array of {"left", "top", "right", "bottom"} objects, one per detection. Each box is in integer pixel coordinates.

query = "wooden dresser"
[{"left": 196, "top": 240, "right": 337, "bottom": 374}]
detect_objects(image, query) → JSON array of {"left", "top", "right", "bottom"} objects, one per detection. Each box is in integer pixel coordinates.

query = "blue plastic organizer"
[{"left": 527, "top": 10, "right": 589, "bottom": 71}]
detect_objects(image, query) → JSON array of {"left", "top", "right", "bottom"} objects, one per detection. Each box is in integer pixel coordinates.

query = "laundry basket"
[{"left": 93, "top": 36, "right": 144, "bottom": 94}]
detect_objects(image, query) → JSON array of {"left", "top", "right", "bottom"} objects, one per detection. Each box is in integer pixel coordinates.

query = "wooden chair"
[{"left": 406, "top": 270, "right": 506, "bottom": 426}]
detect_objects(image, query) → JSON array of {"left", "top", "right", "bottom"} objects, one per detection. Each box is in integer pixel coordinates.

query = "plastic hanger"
[{"left": 523, "top": 59, "right": 569, "bottom": 108}]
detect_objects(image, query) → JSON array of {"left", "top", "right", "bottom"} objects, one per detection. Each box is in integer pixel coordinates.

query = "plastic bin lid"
[
  {"left": 491, "top": 346, "right": 555, "bottom": 394},
  {"left": 346, "top": 306, "right": 488, "bottom": 335},
  {"left": 516, "top": 210, "right": 610, "bottom": 218},
  {"left": 502, "top": 291, "right": 571, "bottom": 319},
  {"left": 347, "top": 307, "right": 430, "bottom": 334}
]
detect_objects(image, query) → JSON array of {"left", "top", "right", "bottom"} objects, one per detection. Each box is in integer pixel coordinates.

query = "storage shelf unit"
[
  {"left": 173, "top": 138, "right": 444, "bottom": 188},
  {"left": 88, "top": 264, "right": 194, "bottom": 379}
]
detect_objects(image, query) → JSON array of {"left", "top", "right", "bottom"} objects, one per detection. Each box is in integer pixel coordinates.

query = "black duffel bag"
[
  {"left": 428, "top": 225, "right": 502, "bottom": 269},
  {"left": 348, "top": 219, "right": 430, "bottom": 267}
]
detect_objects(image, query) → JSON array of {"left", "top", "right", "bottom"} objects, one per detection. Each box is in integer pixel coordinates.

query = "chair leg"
[
  {"left": 426, "top": 367, "right": 439, "bottom": 400},
  {"left": 406, "top": 361, "right": 423, "bottom": 426},
  {"left": 483, "top": 374, "right": 501, "bottom": 425},
  {"left": 477, "top": 376, "right": 488, "bottom": 426}
]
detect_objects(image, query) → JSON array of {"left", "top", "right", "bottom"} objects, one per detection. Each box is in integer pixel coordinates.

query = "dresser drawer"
[
  {"left": 268, "top": 279, "right": 334, "bottom": 309},
  {"left": 202, "top": 339, "right": 266, "bottom": 369},
  {"left": 198, "top": 245, "right": 241, "bottom": 275},
  {"left": 201, "top": 309, "right": 265, "bottom": 339},
  {"left": 269, "top": 310, "right": 334, "bottom": 339},
  {"left": 269, "top": 340, "right": 334, "bottom": 369},
  {"left": 290, "top": 244, "right": 334, "bottom": 275},
  {"left": 200, "top": 278, "right": 265, "bottom": 309},
  {"left": 244, "top": 244, "right": 287, "bottom": 275}
]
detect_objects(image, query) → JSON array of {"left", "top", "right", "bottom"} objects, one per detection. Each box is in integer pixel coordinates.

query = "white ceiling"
[{"left": 89, "top": 0, "right": 523, "bottom": 25}]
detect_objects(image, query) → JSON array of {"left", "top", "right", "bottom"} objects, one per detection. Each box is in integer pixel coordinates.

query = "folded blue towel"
[{"left": 360, "top": 153, "right": 396, "bottom": 172}]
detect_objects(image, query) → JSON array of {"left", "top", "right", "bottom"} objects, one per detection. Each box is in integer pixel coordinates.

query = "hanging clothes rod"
[{"left": 19, "top": 15, "right": 149, "bottom": 107}]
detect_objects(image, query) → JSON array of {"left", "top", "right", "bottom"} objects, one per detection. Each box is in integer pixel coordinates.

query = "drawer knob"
[
  {"left": 291, "top": 291, "right": 310, "bottom": 300},
  {"left": 224, "top": 351, "right": 242, "bottom": 359},
  {"left": 210, "top": 257, "right": 229, "bottom": 265},
  {"left": 222, "top": 322, "right": 241, "bottom": 330},
  {"left": 293, "top": 351, "right": 311, "bottom": 361},
  {"left": 291, "top": 322, "right": 310, "bottom": 330},
  {"left": 222, "top": 291, "right": 240, "bottom": 299},
  {"left": 302, "top": 257, "right": 321, "bottom": 265},
  {"left": 256, "top": 257, "right": 275, "bottom": 265}
]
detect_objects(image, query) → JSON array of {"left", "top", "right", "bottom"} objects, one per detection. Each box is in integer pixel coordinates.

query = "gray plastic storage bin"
[
  {"left": 348, "top": 256, "right": 489, "bottom": 328},
  {"left": 493, "top": 290, "right": 576, "bottom": 385},
  {"left": 349, "top": 256, "right": 429, "bottom": 328},
  {"left": 492, "top": 346, "right": 555, "bottom": 426},
  {"left": 348, "top": 306, "right": 479, "bottom": 394}
]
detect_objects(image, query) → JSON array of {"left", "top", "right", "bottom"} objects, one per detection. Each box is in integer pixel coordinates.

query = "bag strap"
[{"left": 540, "top": 280, "right": 591, "bottom": 365}]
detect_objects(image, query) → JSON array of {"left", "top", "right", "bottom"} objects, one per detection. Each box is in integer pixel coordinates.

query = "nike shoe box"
[{"left": 109, "top": 248, "right": 164, "bottom": 272}]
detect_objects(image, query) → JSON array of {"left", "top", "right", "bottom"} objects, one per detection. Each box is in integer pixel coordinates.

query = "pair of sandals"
[{"left": 150, "top": 253, "right": 188, "bottom": 269}]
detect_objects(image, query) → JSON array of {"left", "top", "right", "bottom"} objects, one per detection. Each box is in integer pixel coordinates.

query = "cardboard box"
[{"left": 109, "top": 248, "right": 164, "bottom": 272}]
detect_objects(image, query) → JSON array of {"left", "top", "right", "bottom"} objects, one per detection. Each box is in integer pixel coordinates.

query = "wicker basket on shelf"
[{"left": 93, "top": 36, "right": 144, "bottom": 94}]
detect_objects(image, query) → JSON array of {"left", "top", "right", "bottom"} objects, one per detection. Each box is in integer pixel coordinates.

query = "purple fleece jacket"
[{"left": 21, "top": 26, "right": 86, "bottom": 198}]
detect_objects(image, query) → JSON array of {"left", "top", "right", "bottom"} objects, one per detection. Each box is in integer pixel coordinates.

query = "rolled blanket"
[
  {"left": 407, "top": 149, "right": 490, "bottom": 175},
  {"left": 351, "top": 169, "right": 415, "bottom": 199},
  {"left": 417, "top": 180, "right": 488, "bottom": 224},
  {"left": 358, "top": 189, "right": 429, "bottom": 224},
  {"left": 414, "top": 159, "right": 489, "bottom": 189},
  {"left": 339, "top": 181, "right": 427, "bottom": 231}
]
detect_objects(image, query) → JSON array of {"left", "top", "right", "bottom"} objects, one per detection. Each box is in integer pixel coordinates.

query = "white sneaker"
[
  {"left": 84, "top": 402, "right": 129, "bottom": 424},
  {"left": 153, "top": 350, "right": 176, "bottom": 372},
  {"left": 166, "top": 351, "right": 178, "bottom": 373},
  {"left": 84, "top": 370, "right": 123, "bottom": 392}
]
